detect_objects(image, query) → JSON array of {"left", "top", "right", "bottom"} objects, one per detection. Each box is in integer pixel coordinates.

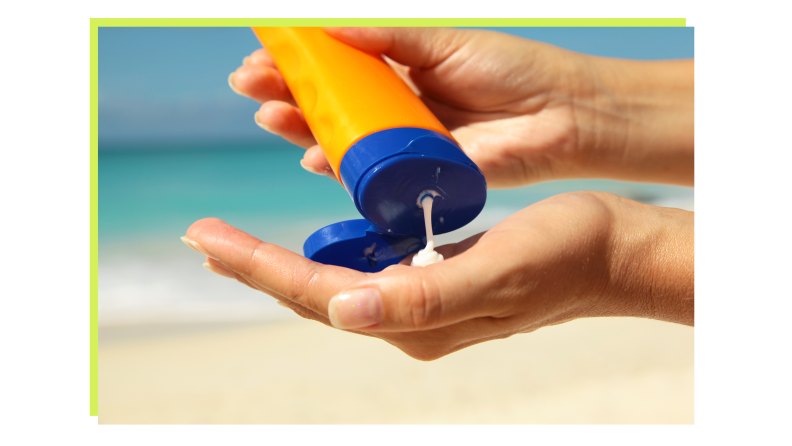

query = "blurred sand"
[{"left": 98, "top": 315, "right": 693, "bottom": 424}]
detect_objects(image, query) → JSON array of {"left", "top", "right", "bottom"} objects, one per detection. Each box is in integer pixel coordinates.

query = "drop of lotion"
[{"left": 411, "top": 194, "right": 444, "bottom": 267}]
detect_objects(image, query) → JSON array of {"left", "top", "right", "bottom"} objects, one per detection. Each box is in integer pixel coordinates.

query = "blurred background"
[{"left": 98, "top": 27, "right": 694, "bottom": 424}]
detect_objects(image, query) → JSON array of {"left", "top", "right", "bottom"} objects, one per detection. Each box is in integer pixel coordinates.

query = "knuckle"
[
  {"left": 289, "top": 263, "right": 320, "bottom": 305},
  {"left": 555, "top": 190, "right": 613, "bottom": 210},
  {"left": 550, "top": 191, "right": 616, "bottom": 225},
  {"left": 290, "top": 303, "right": 330, "bottom": 326},
  {"left": 398, "top": 275, "right": 444, "bottom": 330}
]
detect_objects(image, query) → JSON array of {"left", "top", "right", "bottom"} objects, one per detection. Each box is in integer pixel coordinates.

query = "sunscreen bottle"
[{"left": 252, "top": 27, "right": 487, "bottom": 271}]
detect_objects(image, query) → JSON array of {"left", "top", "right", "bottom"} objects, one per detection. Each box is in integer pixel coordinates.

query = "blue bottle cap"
[
  {"left": 339, "top": 128, "right": 487, "bottom": 236},
  {"left": 303, "top": 219, "right": 424, "bottom": 272},
  {"left": 304, "top": 127, "right": 487, "bottom": 272}
]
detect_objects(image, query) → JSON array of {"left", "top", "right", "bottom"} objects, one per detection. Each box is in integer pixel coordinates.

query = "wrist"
[
  {"left": 601, "top": 194, "right": 694, "bottom": 325},
  {"left": 571, "top": 57, "right": 695, "bottom": 186}
]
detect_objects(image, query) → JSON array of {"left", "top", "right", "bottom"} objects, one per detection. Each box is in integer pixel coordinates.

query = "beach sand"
[{"left": 98, "top": 314, "right": 693, "bottom": 424}]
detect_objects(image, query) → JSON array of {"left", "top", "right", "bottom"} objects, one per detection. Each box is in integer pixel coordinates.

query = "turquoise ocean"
[{"left": 98, "top": 140, "right": 693, "bottom": 326}]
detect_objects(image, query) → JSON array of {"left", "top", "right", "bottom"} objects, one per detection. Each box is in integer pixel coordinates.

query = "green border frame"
[{"left": 89, "top": 17, "right": 687, "bottom": 417}]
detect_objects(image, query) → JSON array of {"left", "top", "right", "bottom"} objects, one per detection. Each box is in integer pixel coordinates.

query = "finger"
[
  {"left": 276, "top": 298, "right": 334, "bottom": 326},
  {"left": 327, "top": 245, "right": 512, "bottom": 332},
  {"left": 254, "top": 101, "right": 317, "bottom": 149},
  {"left": 203, "top": 256, "right": 272, "bottom": 292},
  {"left": 184, "top": 218, "right": 365, "bottom": 316},
  {"left": 203, "top": 256, "right": 339, "bottom": 326},
  {"left": 203, "top": 257, "right": 278, "bottom": 297},
  {"left": 229, "top": 63, "right": 295, "bottom": 105},
  {"left": 300, "top": 145, "right": 337, "bottom": 181},
  {"left": 203, "top": 257, "right": 239, "bottom": 280},
  {"left": 323, "top": 27, "right": 472, "bottom": 69},
  {"left": 194, "top": 228, "right": 363, "bottom": 331},
  {"left": 274, "top": 292, "right": 379, "bottom": 341},
  {"left": 248, "top": 48, "right": 277, "bottom": 68}
]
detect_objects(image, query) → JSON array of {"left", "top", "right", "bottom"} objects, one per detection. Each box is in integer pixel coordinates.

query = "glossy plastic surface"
[
  {"left": 252, "top": 27, "right": 453, "bottom": 180},
  {"left": 303, "top": 219, "right": 424, "bottom": 273},
  {"left": 340, "top": 128, "right": 487, "bottom": 236}
]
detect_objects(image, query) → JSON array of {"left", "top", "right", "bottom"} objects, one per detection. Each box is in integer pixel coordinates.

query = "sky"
[{"left": 98, "top": 27, "right": 694, "bottom": 146}]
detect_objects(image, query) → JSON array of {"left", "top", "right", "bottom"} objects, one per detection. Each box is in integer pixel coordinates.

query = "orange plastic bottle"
[{"left": 253, "top": 27, "right": 486, "bottom": 271}]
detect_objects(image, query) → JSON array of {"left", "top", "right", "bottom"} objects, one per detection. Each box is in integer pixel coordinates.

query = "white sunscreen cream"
[{"left": 411, "top": 193, "right": 444, "bottom": 267}]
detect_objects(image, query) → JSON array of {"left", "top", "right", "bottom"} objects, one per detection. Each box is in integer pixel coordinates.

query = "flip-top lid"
[{"left": 303, "top": 219, "right": 424, "bottom": 273}]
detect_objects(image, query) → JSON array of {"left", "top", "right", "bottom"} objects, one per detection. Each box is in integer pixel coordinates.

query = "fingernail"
[
  {"left": 276, "top": 301, "right": 290, "bottom": 308},
  {"left": 180, "top": 236, "right": 217, "bottom": 260},
  {"left": 243, "top": 56, "right": 252, "bottom": 65},
  {"left": 228, "top": 72, "right": 247, "bottom": 97},
  {"left": 254, "top": 112, "right": 274, "bottom": 132},
  {"left": 299, "top": 159, "right": 323, "bottom": 175},
  {"left": 203, "top": 262, "right": 235, "bottom": 279},
  {"left": 328, "top": 288, "right": 382, "bottom": 329}
]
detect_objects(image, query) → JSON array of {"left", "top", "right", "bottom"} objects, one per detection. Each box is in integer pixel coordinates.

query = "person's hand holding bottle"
[{"left": 229, "top": 27, "right": 693, "bottom": 188}]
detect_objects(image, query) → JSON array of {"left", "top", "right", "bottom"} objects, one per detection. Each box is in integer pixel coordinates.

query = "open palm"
[{"left": 182, "top": 192, "right": 648, "bottom": 360}]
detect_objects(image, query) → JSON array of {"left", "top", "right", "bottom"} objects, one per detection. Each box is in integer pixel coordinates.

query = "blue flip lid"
[
  {"left": 303, "top": 127, "right": 487, "bottom": 272},
  {"left": 303, "top": 219, "right": 424, "bottom": 272}
]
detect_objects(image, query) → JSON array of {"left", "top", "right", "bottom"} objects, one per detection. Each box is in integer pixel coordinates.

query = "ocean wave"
[{"left": 99, "top": 256, "right": 294, "bottom": 327}]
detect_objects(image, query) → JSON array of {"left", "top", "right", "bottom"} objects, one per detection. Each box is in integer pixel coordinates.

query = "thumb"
[
  {"left": 323, "top": 27, "right": 472, "bottom": 69},
  {"left": 326, "top": 258, "right": 499, "bottom": 332}
]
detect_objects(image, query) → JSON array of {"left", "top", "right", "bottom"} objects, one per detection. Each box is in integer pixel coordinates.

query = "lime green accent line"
[
  {"left": 94, "top": 18, "right": 685, "bottom": 27},
  {"left": 90, "top": 17, "right": 99, "bottom": 417}
]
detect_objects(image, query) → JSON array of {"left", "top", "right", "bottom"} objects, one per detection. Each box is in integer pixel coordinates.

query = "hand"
[
  {"left": 230, "top": 27, "right": 694, "bottom": 187},
  {"left": 182, "top": 192, "right": 694, "bottom": 360}
]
